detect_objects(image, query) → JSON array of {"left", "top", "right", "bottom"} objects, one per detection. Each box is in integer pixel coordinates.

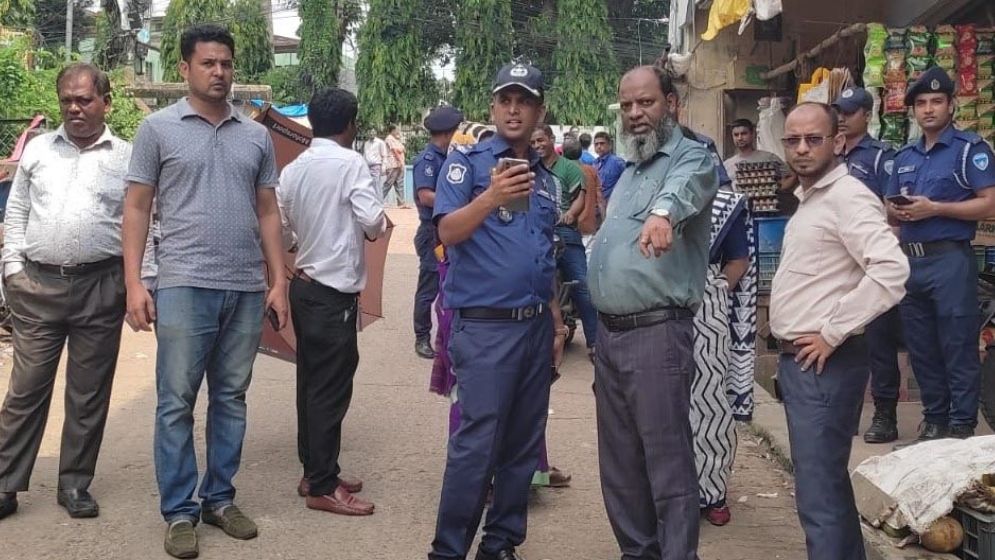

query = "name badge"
[{"left": 897, "top": 165, "right": 916, "bottom": 174}]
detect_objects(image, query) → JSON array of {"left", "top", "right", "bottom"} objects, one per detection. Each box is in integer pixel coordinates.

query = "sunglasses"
[{"left": 780, "top": 135, "right": 834, "bottom": 149}]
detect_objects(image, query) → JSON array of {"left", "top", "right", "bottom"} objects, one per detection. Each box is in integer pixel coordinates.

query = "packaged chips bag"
[
  {"left": 956, "top": 24, "right": 978, "bottom": 52},
  {"left": 864, "top": 23, "right": 888, "bottom": 87},
  {"left": 956, "top": 95, "right": 979, "bottom": 121},
  {"left": 906, "top": 26, "right": 932, "bottom": 58},
  {"left": 885, "top": 49, "right": 907, "bottom": 83},
  {"left": 880, "top": 113, "right": 908, "bottom": 145},
  {"left": 978, "top": 28, "right": 995, "bottom": 55},
  {"left": 883, "top": 83, "right": 907, "bottom": 114}
]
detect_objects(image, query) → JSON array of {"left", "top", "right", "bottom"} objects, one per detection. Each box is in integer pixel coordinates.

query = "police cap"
[
  {"left": 424, "top": 105, "right": 464, "bottom": 133},
  {"left": 832, "top": 87, "right": 874, "bottom": 114},
  {"left": 492, "top": 63, "right": 544, "bottom": 100},
  {"left": 905, "top": 66, "right": 955, "bottom": 106}
]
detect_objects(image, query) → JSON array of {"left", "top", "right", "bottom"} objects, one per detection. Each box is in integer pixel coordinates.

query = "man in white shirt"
[
  {"left": 364, "top": 131, "right": 389, "bottom": 198},
  {"left": 770, "top": 103, "right": 908, "bottom": 560},
  {"left": 0, "top": 63, "right": 130, "bottom": 521},
  {"left": 277, "top": 87, "right": 386, "bottom": 517}
]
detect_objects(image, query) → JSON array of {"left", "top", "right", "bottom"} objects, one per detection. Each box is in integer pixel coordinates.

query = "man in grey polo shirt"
[
  {"left": 589, "top": 65, "right": 717, "bottom": 560},
  {"left": 121, "top": 24, "right": 288, "bottom": 559}
]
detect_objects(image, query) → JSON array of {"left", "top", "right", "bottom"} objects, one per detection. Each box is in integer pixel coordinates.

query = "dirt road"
[{"left": 0, "top": 209, "right": 805, "bottom": 559}]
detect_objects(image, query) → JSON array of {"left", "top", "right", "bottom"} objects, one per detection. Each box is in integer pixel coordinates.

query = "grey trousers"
[
  {"left": 778, "top": 337, "right": 868, "bottom": 560},
  {"left": 595, "top": 317, "right": 700, "bottom": 560},
  {"left": 0, "top": 260, "right": 125, "bottom": 492}
]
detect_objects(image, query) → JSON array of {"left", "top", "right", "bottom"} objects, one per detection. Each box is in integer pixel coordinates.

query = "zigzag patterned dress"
[{"left": 691, "top": 190, "right": 757, "bottom": 508}]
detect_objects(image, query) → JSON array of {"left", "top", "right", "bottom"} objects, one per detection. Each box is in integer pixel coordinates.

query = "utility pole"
[{"left": 64, "top": 0, "right": 73, "bottom": 61}]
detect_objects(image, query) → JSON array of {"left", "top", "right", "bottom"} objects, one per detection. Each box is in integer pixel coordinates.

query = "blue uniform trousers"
[
  {"left": 900, "top": 245, "right": 980, "bottom": 427},
  {"left": 865, "top": 306, "right": 903, "bottom": 401},
  {"left": 429, "top": 311, "right": 552, "bottom": 559},
  {"left": 779, "top": 337, "right": 868, "bottom": 560},
  {"left": 414, "top": 221, "right": 440, "bottom": 341}
]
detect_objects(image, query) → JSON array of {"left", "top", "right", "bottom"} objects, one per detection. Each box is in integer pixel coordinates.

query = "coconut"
[{"left": 920, "top": 516, "right": 964, "bottom": 553}]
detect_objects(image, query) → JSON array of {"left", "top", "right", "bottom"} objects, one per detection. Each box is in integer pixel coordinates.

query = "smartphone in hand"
[
  {"left": 267, "top": 307, "right": 281, "bottom": 331},
  {"left": 496, "top": 157, "right": 531, "bottom": 213},
  {"left": 886, "top": 194, "right": 914, "bottom": 206}
]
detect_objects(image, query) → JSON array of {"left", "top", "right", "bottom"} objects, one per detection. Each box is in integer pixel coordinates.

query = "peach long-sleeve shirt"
[{"left": 770, "top": 164, "right": 909, "bottom": 347}]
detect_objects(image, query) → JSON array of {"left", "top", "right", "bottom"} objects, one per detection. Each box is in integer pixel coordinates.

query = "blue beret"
[
  {"left": 905, "top": 67, "right": 955, "bottom": 106},
  {"left": 424, "top": 105, "right": 464, "bottom": 133}
]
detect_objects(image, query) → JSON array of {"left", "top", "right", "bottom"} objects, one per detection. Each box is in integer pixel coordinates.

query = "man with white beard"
[{"left": 588, "top": 65, "right": 718, "bottom": 560}]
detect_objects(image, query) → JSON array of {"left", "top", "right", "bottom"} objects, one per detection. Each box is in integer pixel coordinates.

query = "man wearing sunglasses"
[
  {"left": 885, "top": 66, "right": 995, "bottom": 444},
  {"left": 770, "top": 102, "right": 908, "bottom": 560},
  {"left": 831, "top": 87, "right": 904, "bottom": 445}
]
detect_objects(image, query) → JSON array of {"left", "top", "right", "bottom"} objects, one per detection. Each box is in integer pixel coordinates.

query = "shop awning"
[{"left": 884, "top": 0, "right": 994, "bottom": 27}]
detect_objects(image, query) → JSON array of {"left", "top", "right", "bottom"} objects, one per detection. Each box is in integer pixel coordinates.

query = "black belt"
[
  {"left": 598, "top": 307, "right": 693, "bottom": 332},
  {"left": 901, "top": 240, "right": 969, "bottom": 258},
  {"left": 458, "top": 304, "right": 546, "bottom": 321},
  {"left": 777, "top": 335, "right": 865, "bottom": 355},
  {"left": 27, "top": 257, "right": 121, "bottom": 277}
]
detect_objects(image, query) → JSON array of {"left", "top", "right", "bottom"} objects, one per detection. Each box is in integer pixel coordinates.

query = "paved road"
[{"left": 0, "top": 209, "right": 805, "bottom": 559}]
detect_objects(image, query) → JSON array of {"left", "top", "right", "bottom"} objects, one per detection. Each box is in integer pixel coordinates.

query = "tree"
[
  {"left": 229, "top": 0, "right": 273, "bottom": 82},
  {"left": 296, "top": 0, "right": 349, "bottom": 93},
  {"left": 31, "top": 0, "right": 88, "bottom": 50},
  {"left": 0, "top": 0, "right": 33, "bottom": 28},
  {"left": 548, "top": 0, "right": 619, "bottom": 125},
  {"left": 158, "top": 0, "right": 227, "bottom": 82},
  {"left": 356, "top": 0, "right": 437, "bottom": 128},
  {"left": 451, "top": 0, "right": 513, "bottom": 122}
]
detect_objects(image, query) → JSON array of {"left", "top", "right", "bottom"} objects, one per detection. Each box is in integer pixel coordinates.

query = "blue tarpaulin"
[{"left": 250, "top": 99, "right": 308, "bottom": 117}]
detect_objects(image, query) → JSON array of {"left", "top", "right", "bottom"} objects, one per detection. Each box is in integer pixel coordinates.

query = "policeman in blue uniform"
[
  {"left": 412, "top": 105, "right": 464, "bottom": 359},
  {"left": 686, "top": 129, "right": 732, "bottom": 187},
  {"left": 428, "top": 63, "right": 563, "bottom": 560},
  {"left": 886, "top": 66, "right": 995, "bottom": 443},
  {"left": 832, "top": 87, "right": 902, "bottom": 444}
]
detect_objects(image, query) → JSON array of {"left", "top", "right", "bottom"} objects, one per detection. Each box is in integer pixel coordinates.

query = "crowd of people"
[{"left": 0, "top": 17, "right": 994, "bottom": 560}]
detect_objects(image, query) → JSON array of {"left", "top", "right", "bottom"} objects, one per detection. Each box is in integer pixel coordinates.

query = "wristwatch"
[{"left": 649, "top": 208, "right": 671, "bottom": 220}]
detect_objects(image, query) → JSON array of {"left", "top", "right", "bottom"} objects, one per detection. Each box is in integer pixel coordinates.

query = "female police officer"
[{"left": 427, "top": 63, "right": 566, "bottom": 560}]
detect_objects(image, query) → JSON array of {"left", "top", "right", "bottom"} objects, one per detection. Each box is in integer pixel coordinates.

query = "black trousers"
[{"left": 290, "top": 276, "right": 360, "bottom": 496}]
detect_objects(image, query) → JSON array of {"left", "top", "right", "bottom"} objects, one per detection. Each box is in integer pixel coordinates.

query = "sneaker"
[
  {"left": 202, "top": 505, "right": 258, "bottom": 540},
  {"left": 164, "top": 520, "right": 198, "bottom": 559},
  {"left": 704, "top": 505, "right": 731, "bottom": 526}
]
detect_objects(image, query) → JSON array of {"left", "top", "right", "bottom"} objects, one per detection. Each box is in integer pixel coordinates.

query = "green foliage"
[
  {"left": 229, "top": 0, "right": 273, "bottom": 82},
  {"left": 0, "top": 44, "right": 145, "bottom": 153},
  {"left": 356, "top": 0, "right": 438, "bottom": 129},
  {"left": 548, "top": 0, "right": 619, "bottom": 125},
  {"left": 259, "top": 65, "right": 307, "bottom": 104},
  {"left": 297, "top": 0, "right": 342, "bottom": 93},
  {"left": 452, "top": 0, "right": 513, "bottom": 122},
  {"left": 159, "top": 0, "right": 227, "bottom": 82},
  {"left": 0, "top": 0, "right": 34, "bottom": 28}
]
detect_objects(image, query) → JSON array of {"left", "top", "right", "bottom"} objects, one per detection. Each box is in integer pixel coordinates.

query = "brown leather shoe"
[
  {"left": 298, "top": 475, "right": 364, "bottom": 497},
  {"left": 306, "top": 487, "right": 374, "bottom": 516}
]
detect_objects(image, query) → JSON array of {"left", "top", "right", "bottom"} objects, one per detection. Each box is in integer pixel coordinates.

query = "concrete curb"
[{"left": 750, "top": 384, "right": 959, "bottom": 560}]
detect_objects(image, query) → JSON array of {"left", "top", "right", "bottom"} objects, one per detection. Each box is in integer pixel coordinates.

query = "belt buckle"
[{"left": 908, "top": 242, "right": 925, "bottom": 257}]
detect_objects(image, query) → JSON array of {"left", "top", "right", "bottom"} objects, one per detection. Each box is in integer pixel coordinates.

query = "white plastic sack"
[
  {"left": 754, "top": 0, "right": 782, "bottom": 21},
  {"left": 801, "top": 79, "right": 830, "bottom": 104},
  {"left": 852, "top": 435, "right": 995, "bottom": 534},
  {"left": 756, "top": 97, "right": 787, "bottom": 161}
]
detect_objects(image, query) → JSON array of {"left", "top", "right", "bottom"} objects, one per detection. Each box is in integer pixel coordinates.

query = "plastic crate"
[
  {"left": 755, "top": 216, "right": 789, "bottom": 254},
  {"left": 758, "top": 252, "right": 780, "bottom": 293},
  {"left": 952, "top": 505, "right": 995, "bottom": 560}
]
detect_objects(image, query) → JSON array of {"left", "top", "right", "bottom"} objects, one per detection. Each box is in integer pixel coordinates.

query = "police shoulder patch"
[
  {"left": 974, "top": 152, "right": 990, "bottom": 172},
  {"left": 883, "top": 160, "right": 895, "bottom": 175},
  {"left": 425, "top": 165, "right": 434, "bottom": 177},
  {"left": 447, "top": 162, "right": 468, "bottom": 184}
]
